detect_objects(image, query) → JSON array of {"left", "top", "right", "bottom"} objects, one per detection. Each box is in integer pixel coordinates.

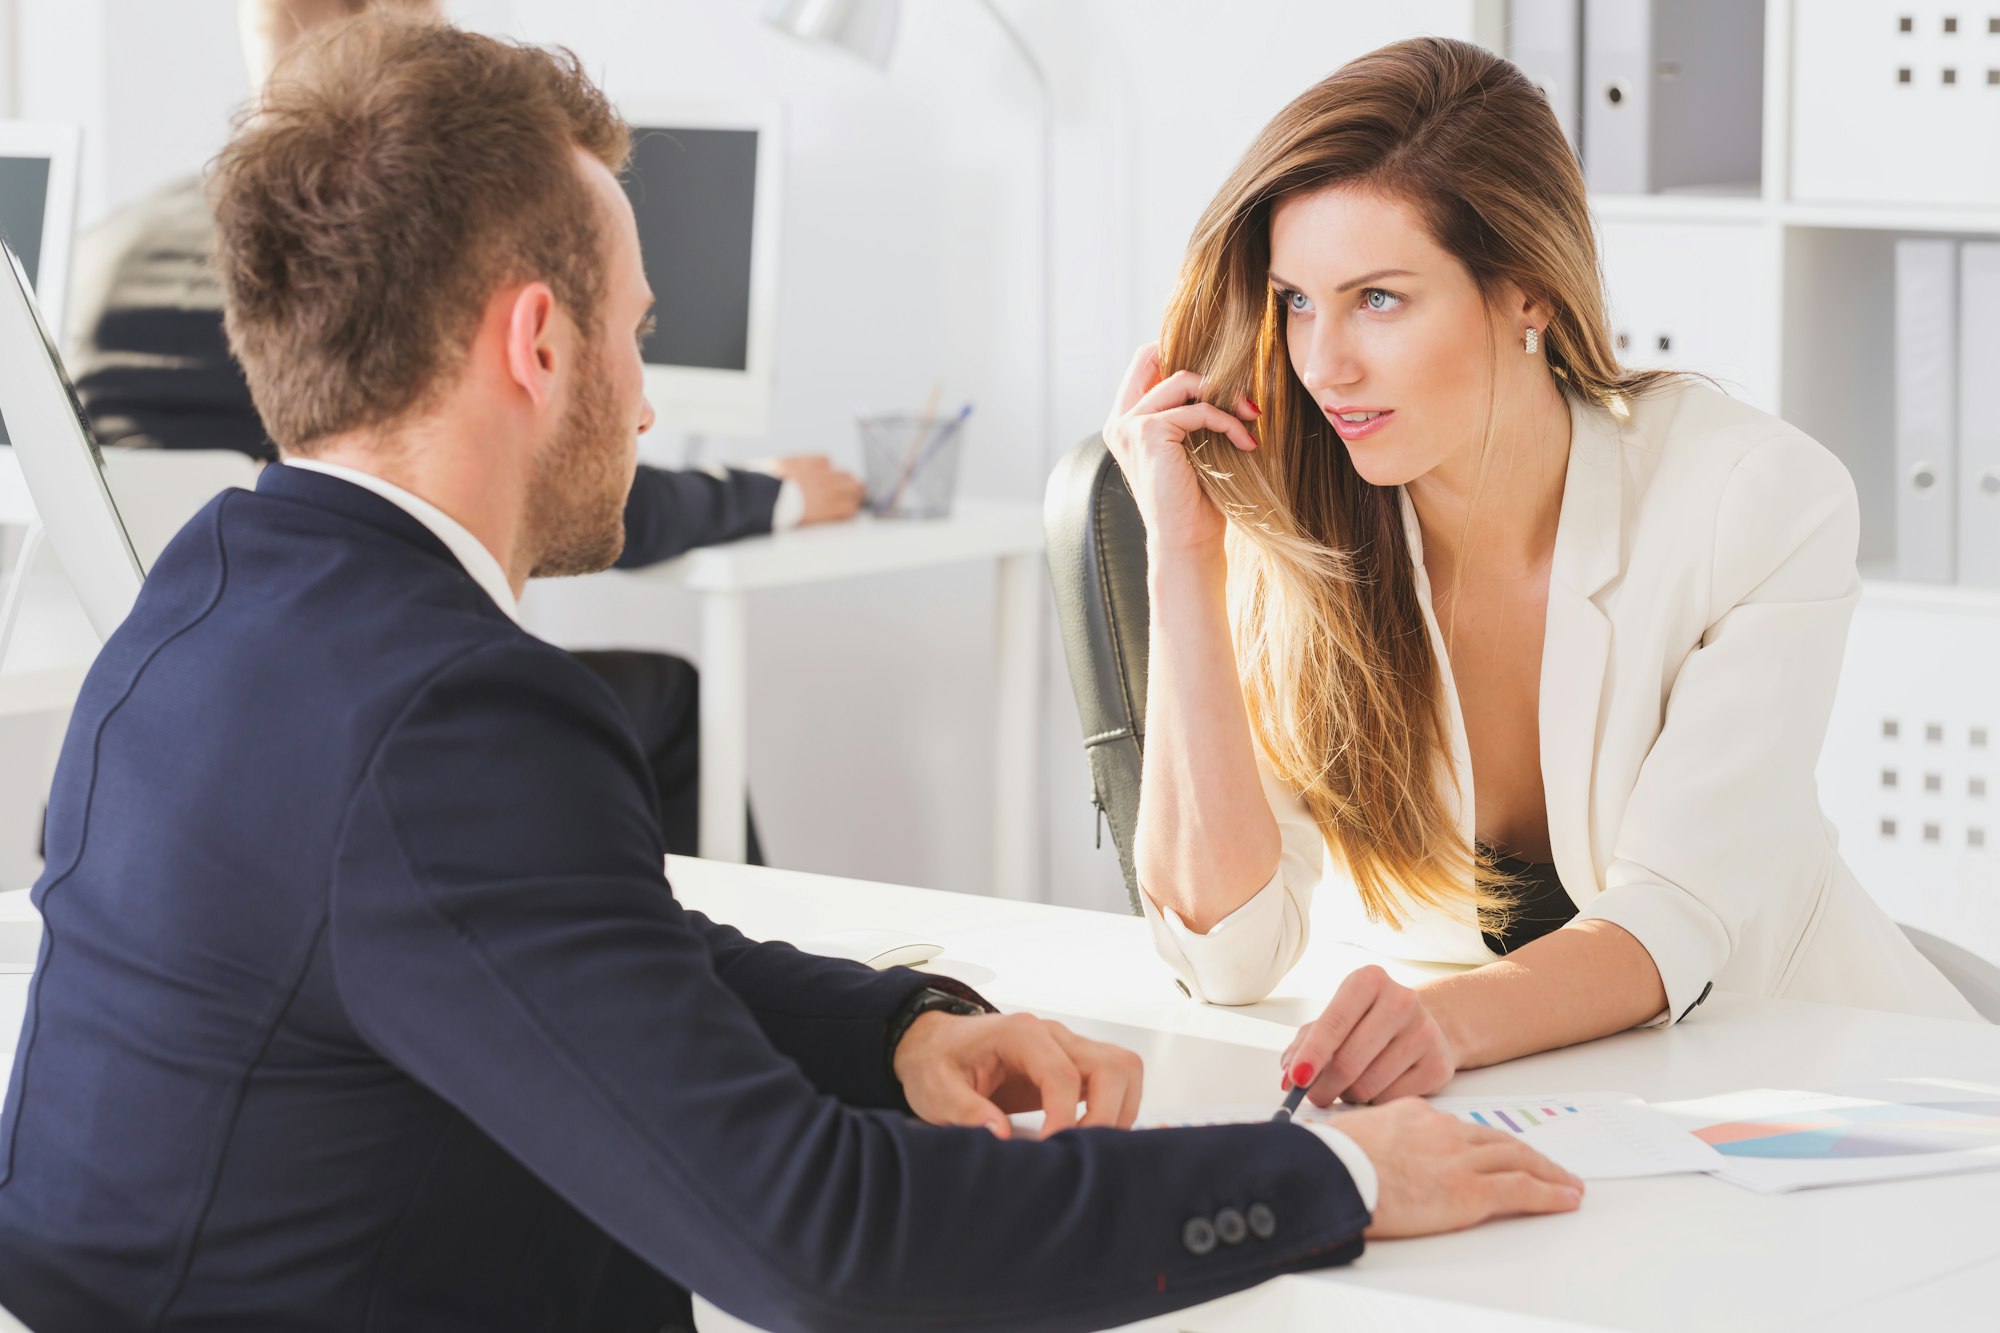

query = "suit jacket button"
[
  {"left": 1246, "top": 1203, "right": 1277, "bottom": 1240},
  {"left": 1214, "top": 1207, "right": 1248, "bottom": 1244},
  {"left": 1182, "top": 1216, "right": 1218, "bottom": 1256}
]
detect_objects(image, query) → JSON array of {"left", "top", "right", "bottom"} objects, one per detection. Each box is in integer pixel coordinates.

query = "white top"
[
  {"left": 283, "top": 458, "right": 520, "bottom": 622},
  {"left": 1145, "top": 384, "right": 1981, "bottom": 1028}
]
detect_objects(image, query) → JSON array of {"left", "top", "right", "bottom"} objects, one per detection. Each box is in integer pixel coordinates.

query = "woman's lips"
[{"left": 1326, "top": 408, "right": 1395, "bottom": 441}]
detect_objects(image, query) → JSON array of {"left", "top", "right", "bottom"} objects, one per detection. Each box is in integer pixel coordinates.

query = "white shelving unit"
[
  {"left": 1575, "top": 0, "right": 1999, "bottom": 963},
  {"left": 1590, "top": 0, "right": 2000, "bottom": 587}
]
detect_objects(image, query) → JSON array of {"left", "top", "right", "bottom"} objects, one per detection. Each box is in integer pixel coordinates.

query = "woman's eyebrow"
[{"left": 1268, "top": 267, "right": 1417, "bottom": 293}]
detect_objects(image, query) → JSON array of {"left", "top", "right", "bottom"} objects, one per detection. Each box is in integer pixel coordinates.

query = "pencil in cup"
[{"left": 859, "top": 405, "right": 973, "bottom": 518}]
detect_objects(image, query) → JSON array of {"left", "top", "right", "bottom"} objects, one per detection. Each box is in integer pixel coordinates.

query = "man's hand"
[
  {"left": 892, "top": 1011, "right": 1144, "bottom": 1139},
  {"left": 756, "top": 454, "right": 864, "bottom": 525},
  {"left": 1336, "top": 1098, "right": 1584, "bottom": 1238},
  {"left": 1282, "top": 965, "right": 1458, "bottom": 1106}
]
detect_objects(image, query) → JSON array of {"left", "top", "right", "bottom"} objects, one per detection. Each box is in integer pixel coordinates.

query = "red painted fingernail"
[
  {"left": 1247, "top": 399, "right": 1262, "bottom": 417},
  {"left": 1291, "top": 1061, "right": 1315, "bottom": 1087}
]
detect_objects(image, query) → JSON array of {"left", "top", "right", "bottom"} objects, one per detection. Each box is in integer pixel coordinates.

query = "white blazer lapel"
[{"left": 1540, "top": 395, "right": 1625, "bottom": 900}]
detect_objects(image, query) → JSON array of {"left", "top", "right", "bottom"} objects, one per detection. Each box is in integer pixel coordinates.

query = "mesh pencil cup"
[{"left": 859, "top": 412, "right": 969, "bottom": 519}]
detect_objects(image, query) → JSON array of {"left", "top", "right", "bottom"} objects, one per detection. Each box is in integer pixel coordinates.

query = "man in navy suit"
[{"left": 0, "top": 15, "right": 1580, "bottom": 1331}]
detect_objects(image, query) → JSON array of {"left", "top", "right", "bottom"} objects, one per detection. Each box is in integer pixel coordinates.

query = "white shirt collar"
[{"left": 282, "top": 458, "right": 520, "bottom": 623}]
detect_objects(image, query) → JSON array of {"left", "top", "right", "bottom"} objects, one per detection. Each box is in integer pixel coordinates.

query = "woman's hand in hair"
[
  {"left": 1280, "top": 965, "right": 1458, "bottom": 1107},
  {"left": 1102, "top": 343, "right": 1260, "bottom": 557}
]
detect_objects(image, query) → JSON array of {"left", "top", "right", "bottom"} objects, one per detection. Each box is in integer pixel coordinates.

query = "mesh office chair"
[
  {"left": 1045, "top": 433, "right": 1150, "bottom": 914},
  {"left": 1902, "top": 925, "right": 2000, "bottom": 1023}
]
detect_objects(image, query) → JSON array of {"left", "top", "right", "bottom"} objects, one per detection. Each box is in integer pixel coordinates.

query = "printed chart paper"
[
  {"left": 1134, "top": 1090, "right": 1724, "bottom": 1181},
  {"left": 1653, "top": 1079, "right": 2000, "bottom": 1194}
]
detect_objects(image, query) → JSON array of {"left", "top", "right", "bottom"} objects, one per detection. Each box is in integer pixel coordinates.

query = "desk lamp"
[{"left": 761, "top": 0, "right": 1055, "bottom": 488}]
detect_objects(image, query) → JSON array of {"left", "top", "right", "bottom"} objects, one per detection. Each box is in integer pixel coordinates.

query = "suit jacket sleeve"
[
  {"left": 328, "top": 638, "right": 1370, "bottom": 1333},
  {"left": 683, "top": 905, "right": 986, "bottom": 1111},
  {"left": 614, "top": 462, "right": 782, "bottom": 568},
  {"left": 1576, "top": 433, "right": 1862, "bottom": 1026}
]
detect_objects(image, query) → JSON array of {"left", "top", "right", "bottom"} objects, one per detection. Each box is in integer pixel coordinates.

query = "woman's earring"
[{"left": 1524, "top": 326, "right": 1541, "bottom": 356}]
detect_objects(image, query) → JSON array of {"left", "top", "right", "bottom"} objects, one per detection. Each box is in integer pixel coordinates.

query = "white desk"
[
  {"left": 665, "top": 857, "right": 2000, "bottom": 1333},
  {"left": 5, "top": 864, "right": 1995, "bottom": 1330},
  {"left": 612, "top": 500, "right": 1047, "bottom": 900}
]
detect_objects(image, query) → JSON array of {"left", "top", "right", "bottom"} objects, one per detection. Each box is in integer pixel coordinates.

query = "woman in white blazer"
[{"left": 1105, "top": 37, "right": 1980, "bottom": 1112}]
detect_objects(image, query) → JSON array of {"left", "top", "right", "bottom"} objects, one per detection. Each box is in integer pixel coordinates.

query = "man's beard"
[{"left": 525, "top": 337, "right": 631, "bottom": 579}]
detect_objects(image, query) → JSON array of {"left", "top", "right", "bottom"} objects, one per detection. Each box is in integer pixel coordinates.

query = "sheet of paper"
[
  {"left": 1137, "top": 1090, "right": 1726, "bottom": 1180},
  {"left": 1652, "top": 1078, "right": 2000, "bottom": 1194}
]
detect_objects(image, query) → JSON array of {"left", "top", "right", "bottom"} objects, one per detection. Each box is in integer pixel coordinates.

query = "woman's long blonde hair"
[{"left": 1161, "top": 37, "right": 1676, "bottom": 930}]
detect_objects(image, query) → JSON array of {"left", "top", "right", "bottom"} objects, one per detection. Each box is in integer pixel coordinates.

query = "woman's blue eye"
[
  {"left": 1280, "top": 289, "right": 1312, "bottom": 314},
  {"left": 1362, "top": 288, "right": 1402, "bottom": 312}
]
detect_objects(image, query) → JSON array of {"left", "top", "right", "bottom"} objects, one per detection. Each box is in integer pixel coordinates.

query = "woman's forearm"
[
  {"left": 1418, "top": 919, "right": 1669, "bottom": 1068},
  {"left": 1133, "top": 542, "right": 1283, "bottom": 933}
]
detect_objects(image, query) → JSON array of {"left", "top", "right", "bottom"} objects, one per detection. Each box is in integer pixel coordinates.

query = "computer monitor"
[
  {"left": 0, "top": 237, "right": 145, "bottom": 641},
  {"left": 0, "top": 121, "right": 81, "bottom": 343},
  {"left": 620, "top": 104, "right": 782, "bottom": 439}
]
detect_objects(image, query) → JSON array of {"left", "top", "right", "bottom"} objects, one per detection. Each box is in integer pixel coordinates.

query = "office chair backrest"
[
  {"left": 1044, "top": 433, "right": 1150, "bottom": 913},
  {"left": 1901, "top": 924, "right": 2000, "bottom": 1023}
]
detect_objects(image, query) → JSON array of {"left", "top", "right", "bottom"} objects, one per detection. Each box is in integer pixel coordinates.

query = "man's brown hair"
[{"left": 211, "top": 14, "right": 630, "bottom": 452}]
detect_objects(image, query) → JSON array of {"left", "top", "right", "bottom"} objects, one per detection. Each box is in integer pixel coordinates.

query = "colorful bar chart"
[{"left": 1463, "top": 1104, "right": 1583, "bottom": 1134}]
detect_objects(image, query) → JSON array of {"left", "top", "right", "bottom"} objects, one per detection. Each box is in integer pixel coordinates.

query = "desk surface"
[
  {"left": 5, "top": 866, "right": 1995, "bottom": 1331},
  {"left": 666, "top": 857, "right": 2000, "bottom": 1333},
  {"left": 613, "top": 498, "right": 1044, "bottom": 592}
]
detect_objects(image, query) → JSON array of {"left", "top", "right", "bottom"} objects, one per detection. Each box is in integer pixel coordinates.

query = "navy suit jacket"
[{"left": 0, "top": 465, "right": 1368, "bottom": 1332}]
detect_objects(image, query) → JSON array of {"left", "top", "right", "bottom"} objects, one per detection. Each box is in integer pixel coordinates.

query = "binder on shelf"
[
  {"left": 1894, "top": 239, "right": 1957, "bottom": 585},
  {"left": 1507, "top": 0, "right": 1583, "bottom": 157},
  {"left": 1581, "top": 0, "right": 1763, "bottom": 195},
  {"left": 1958, "top": 243, "right": 2000, "bottom": 590}
]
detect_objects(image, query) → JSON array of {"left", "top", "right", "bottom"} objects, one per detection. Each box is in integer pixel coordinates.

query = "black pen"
[{"left": 1272, "top": 1083, "right": 1308, "bottom": 1122}]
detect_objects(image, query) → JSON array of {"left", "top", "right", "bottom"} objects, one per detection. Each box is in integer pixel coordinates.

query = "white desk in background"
[
  {"left": 604, "top": 500, "right": 1046, "bottom": 900},
  {"left": 666, "top": 857, "right": 2000, "bottom": 1333},
  {"left": 0, "top": 447, "right": 95, "bottom": 723}
]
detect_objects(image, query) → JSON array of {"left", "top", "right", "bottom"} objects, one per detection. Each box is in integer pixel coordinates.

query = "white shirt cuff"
[
  {"left": 770, "top": 478, "right": 806, "bottom": 532},
  {"left": 1299, "top": 1122, "right": 1379, "bottom": 1214},
  {"left": 1141, "top": 864, "right": 1306, "bottom": 1006},
  {"left": 1574, "top": 879, "right": 1729, "bottom": 1028}
]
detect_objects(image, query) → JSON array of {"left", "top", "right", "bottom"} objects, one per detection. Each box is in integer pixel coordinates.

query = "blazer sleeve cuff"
[
  {"left": 1574, "top": 881, "right": 1729, "bottom": 1028},
  {"left": 1141, "top": 865, "right": 1306, "bottom": 1006}
]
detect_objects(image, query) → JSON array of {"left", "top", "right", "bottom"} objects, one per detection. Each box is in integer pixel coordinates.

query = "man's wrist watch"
[{"left": 885, "top": 986, "right": 988, "bottom": 1077}]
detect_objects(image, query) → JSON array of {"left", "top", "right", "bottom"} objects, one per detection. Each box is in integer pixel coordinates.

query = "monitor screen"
[
  {"left": 0, "top": 153, "right": 50, "bottom": 293},
  {"left": 0, "top": 154, "right": 53, "bottom": 448},
  {"left": 623, "top": 126, "right": 759, "bottom": 374}
]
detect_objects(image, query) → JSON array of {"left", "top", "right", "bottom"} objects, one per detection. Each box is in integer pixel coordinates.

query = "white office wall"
[
  {"left": 5, "top": 0, "right": 1481, "bottom": 909},
  {"left": 0, "top": 0, "right": 17, "bottom": 118}
]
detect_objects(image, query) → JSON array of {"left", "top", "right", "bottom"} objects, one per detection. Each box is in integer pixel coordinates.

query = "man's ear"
[{"left": 503, "top": 281, "right": 561, "bottom": 410}]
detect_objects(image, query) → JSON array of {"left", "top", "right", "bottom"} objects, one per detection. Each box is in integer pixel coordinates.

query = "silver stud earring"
[{"left": 1524, "top": 326, "right": 1541, "bottom": 356}]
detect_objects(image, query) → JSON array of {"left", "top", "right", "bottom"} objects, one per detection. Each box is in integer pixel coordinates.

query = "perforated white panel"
[{"left": 1819, "top": 588, "right": 2000, "bottom": 967}]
